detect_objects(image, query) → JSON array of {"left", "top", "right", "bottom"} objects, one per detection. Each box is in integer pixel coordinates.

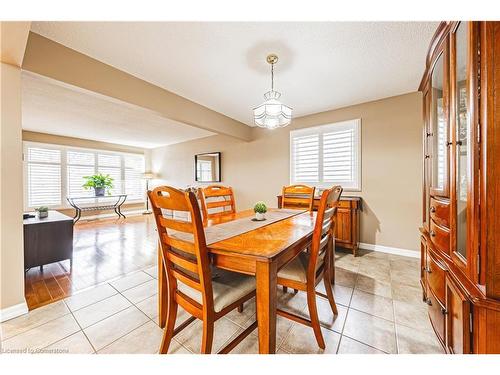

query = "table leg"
[
  {"left": 255, "top": 260, "right": 277, "bottom": 354},
  {"left": 158, "top": 243, "right": 168, "bottom": 328}
]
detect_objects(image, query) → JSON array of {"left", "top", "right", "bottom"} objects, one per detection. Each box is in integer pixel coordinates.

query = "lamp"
[
  {"left": 253, "top": 54, "right": 292, "bottom": 129},
  {"left": 142, "top": 172, "right": 157, "bottom": 214}
]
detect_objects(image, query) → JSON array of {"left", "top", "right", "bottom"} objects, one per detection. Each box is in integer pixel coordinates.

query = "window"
[
  {"left": 196, "top": 160, "right": 212, "bottom": 182},
  {"left": 290, "top": 119, "right": 361, "bottom": 190},
  {"left": 24, "top": 142, "right": 145, "bottom": 209}
]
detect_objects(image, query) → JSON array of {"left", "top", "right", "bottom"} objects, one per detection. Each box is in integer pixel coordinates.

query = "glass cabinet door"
[
  {"left": 430, "top": 51, "right": 449, "bottom": 196},
  {"left": 454, "top": 22, "right": 469, "bottom": 262}
]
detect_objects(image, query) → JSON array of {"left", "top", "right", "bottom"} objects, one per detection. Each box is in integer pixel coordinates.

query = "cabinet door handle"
[
  {"left": 446, "top": 141, "right": 453, "bottom": 146},
  {"left": 430, "top": 230, "right": 436, "bottom": 237},
  {"left": 441, "top": 307, "right": 448, "bottom": 315},
  {"left": 426, "top": 267, "right": 432, "bottom": 274},
  {"left": 426, "top": 298, "right": 432, "bottom": 306},
  {"left": 430, "top": 206, "right": 436, "bottom": 213},
  {"left": 424, "top": 155, "right": 430, "bottom": 159}
]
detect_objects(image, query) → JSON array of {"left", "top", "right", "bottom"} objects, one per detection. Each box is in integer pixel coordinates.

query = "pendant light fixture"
[{"left": 253, "top": 54, "right": 292, "bottom": 129}]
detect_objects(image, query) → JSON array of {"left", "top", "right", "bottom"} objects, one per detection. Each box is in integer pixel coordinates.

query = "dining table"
[{"left": 156, "top": 208, "right": 333, "bottom": 354}]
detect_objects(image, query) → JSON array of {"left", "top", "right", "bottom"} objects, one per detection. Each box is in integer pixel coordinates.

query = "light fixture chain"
[{"left": 271, "top": 62, "right": 274, "bottom": 91}]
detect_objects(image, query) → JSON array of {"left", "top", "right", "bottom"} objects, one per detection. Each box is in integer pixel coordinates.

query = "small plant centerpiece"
[
  {"left": 253, "top": 201, "right": 267, "bottom": 221},
  {"left": 82, "top": 173, "right": 114, "bottom": 197},
  {"left": 36, "top": 206, "right": 49, "bottom": 219}
]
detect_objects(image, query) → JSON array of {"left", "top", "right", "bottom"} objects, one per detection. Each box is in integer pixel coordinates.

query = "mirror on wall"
[{"left": 195, "top": 152, "right": 221, "bottom": 183}]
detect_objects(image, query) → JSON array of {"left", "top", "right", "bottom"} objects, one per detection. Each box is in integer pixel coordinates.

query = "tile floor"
[{"left": 0, "top": 249, "right": 444, "bottom": 354}]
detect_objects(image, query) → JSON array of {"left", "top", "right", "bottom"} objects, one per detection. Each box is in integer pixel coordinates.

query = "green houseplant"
[
  {"left": 35, "top": 206, "right": 49, "bottom": 219},
  {"left": 82, "top": 174, "right": 114, "bottom": 196},
  {"left": 254, "top": 201, "right": 267, "bottom": 221}
]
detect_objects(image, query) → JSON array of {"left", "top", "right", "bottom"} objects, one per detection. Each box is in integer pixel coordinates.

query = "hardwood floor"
[{"left": 24, "top": 215, "right": 157, "bottom": 310}]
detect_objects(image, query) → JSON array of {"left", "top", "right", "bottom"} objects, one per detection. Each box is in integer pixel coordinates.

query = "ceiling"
[
  {"left": 22, "top": 72, "right": 215, "bottom": 149},
  {"left": 31, "top": 22, "right": 439, "bottom": 127}
]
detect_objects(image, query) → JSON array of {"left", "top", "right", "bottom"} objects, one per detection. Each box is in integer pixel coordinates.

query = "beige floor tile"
[
  {"left": 316, "top": 282, "right": 353, "bottom": 307},
  {"left": 136, "top": 294, "right": 158, "bottom": 320},
  {"left": 83, "top": 306, "right": 149, "bottom": 351},
  {"left": 335, "top": 258, "right": 360, "bottom": 273},
  {"left": 343, "top": 309, "right": 397, "bottom": 354},
  {"left": 43, "top": 331, "right": 95, "bottom": 354},
  {"left": 143, "top": 265, "right": 158, "bottom": 279},
  {"left": 355, "top": 274, "right": 392, "bottom": 298},
  {"left": 121, "top": 279, "right": 158, "bottom": 304},
  {"left": 359, "top": 257, "right": 391, "bottom": 271},
  {"left": 98, "top": 321, "right": 188, "bottom": 354},
  {"left": 277, "top": 288, "right": 308, "bottom": 313},
  {"left": 109, "top": 271, "right": 153, "bottom": 292},
  {"left": 393, "top": 300, "right": 434, "bottom": 333},
  {"left": 73, "top": 294, "right": 132, "bottom": 328},
  {"left": 334, "top": 267, "right": 358, "bottom": 288},
  {"left": 65, "top": 284, "right": 118, "bottom": 311},
  {"left": 391, "top": 283, "right": 423, "bottom": 304},
  {"left": 357, "top": 250, "right": 389, "bottom": 260},
  {"left": 226, "top": 330, "right": 260, "bottom": 354},
  {"left": 300, "top": 296, "right": 348, "bottom": 334},
  {"left": 350, "top": 289, "right": 394, "bottom": 321},
  {"left": 1, "top": 314, "right": 80, "bottom": 352},
  {"left": 280, "top": 322, "right": 341, "bottom": 354},
  {"left": 389, "top": 256, "right": 419, "bottom": 270},
  {"left": 396, "top": 324, "right": 444, "bottom": 354},
  {"left": 176, "top": 317, "right": 241, "bottom": 354},
  {"left": 337, "top": 335, "right": 386, "bottom": 354},
  {"left": 357, "top": 263, "right": 391, "bottom": 283},
  {"left": 0, "top": 300, "right": 69, "bottom": 340},
  {"left": 225, "top": 298, "right": 256, "bottom": 328},
  {"left": 390, "top": 268, "right": 420, "bottom": 288}
]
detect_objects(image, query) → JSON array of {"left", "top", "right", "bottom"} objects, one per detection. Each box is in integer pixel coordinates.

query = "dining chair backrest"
[
  {"left": 307, "top": 185, "right": 343, "bottom": 282},
  {"left": 148, "top": 186, "right": 215, "bottom": 314},
  {"left": 282, "top": 184, "right": 316, "bottom": 211},
  {"left": 199, "top": 185, "right": 236, "bottom": 221}
]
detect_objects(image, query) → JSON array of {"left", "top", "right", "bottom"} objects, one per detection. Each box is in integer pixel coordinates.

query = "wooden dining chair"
[
  {"left": 276, "top": 185, "right": 343, "bottom": 349},
  {"left": 282, "top": 184, "right": 316, "bottom": 211},
  {"left": 148, "top": 186, "right": 257, "bottom": 354},
  {"left": 198, "top": 185, "right": 236, "bottom": 221}
]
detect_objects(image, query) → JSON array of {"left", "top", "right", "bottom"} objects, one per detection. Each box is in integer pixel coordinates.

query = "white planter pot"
[{"left": 255, "top": 212, "right": 265, "bottom": 221}]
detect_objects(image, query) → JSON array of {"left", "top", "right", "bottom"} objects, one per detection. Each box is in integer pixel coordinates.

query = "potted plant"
[
  {"left": 254, "top": 201, "right": 267, "bottom": 221},
  {"left": 36, "top": 206, "right": 49, "bottom": 219},
  {"left": 82, "top": 174, "right": 114, "bottom": 197}
]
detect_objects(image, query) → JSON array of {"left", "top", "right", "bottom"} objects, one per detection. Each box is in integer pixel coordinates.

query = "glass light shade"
[{"left": 253, "top": 91, "right": 292, "bottom": 129}]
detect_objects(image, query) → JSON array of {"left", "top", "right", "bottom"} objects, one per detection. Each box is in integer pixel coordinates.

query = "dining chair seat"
[
  {"left": 278, "top": 251, "right": 325, "bottom": 284},
  {"left": 178, "top": 268, "right": 256, "bottom": 313}
]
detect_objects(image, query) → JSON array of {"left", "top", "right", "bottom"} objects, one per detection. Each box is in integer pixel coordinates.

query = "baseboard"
[
  {"left": 0, "top": 301, "right": 29, "bottom": 322},
  {"left": 78, "top": 210, "right": 145, "bottom": 222},
  {"left": 359, "top": 242, "right": 420, "bottom": 259}
]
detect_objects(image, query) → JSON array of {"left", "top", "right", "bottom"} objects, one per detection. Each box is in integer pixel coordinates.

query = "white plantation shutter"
[
  {"left": 98, "top": 153, "right": 122, "bottom": 196},
  {"left": 124, "top": 154, "right": 145, "bottom": 200},
  {"left": 27, "top": 147, "right": 62, "bottom": 207},
  {"left": 291, "top": 134, "right": 319, "bottom": 183},
  {"left": 290, "top": 119, "right": 361, "bottom": 190},
  {"left": 67, "top": 151, "right": 95, "bottom": 198},
  {"left": 24, "top": 142, "right": 146, "bottom": 210}
]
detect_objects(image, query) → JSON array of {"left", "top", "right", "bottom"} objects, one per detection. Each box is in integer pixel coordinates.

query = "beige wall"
[
  {"left": 152, "top": 92, "right": 423, "bottom": 252},
  {"left": 0, "top": 63, "right": 26, "bottom": 312},
  {"left": 22, "top": 131, "right": 148, "bottom": 218}
]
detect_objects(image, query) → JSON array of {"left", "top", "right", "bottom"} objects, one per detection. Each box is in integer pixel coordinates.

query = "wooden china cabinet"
[{"left": 419, "top": 21, "right": 500, "bottom": 353}]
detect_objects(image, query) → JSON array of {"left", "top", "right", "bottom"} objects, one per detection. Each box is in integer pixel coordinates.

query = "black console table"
[
  {"left": 24, "top": 211, "right": 74, "bottom": 271},
  {"left": 67, "top": 194, "right": 127, "bottom": 223}
]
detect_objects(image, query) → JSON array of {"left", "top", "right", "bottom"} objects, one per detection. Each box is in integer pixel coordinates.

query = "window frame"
[
  {"left": 289, "top": 119, "right": 362, "bottom": 191},
  {"left": 23, "top": 141, "right": 146, "bottom": 211}
]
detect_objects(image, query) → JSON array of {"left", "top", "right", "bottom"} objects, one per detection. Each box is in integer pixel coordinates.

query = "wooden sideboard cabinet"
[
  {"left": 23, "top": 211, "right": 74, "bottom": 270},
  {"left": 419, "top": 21, "right": 500, "bottom": 354},
  {"left": 277, "top": 195, "right": 361, "bottom": 256}
]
